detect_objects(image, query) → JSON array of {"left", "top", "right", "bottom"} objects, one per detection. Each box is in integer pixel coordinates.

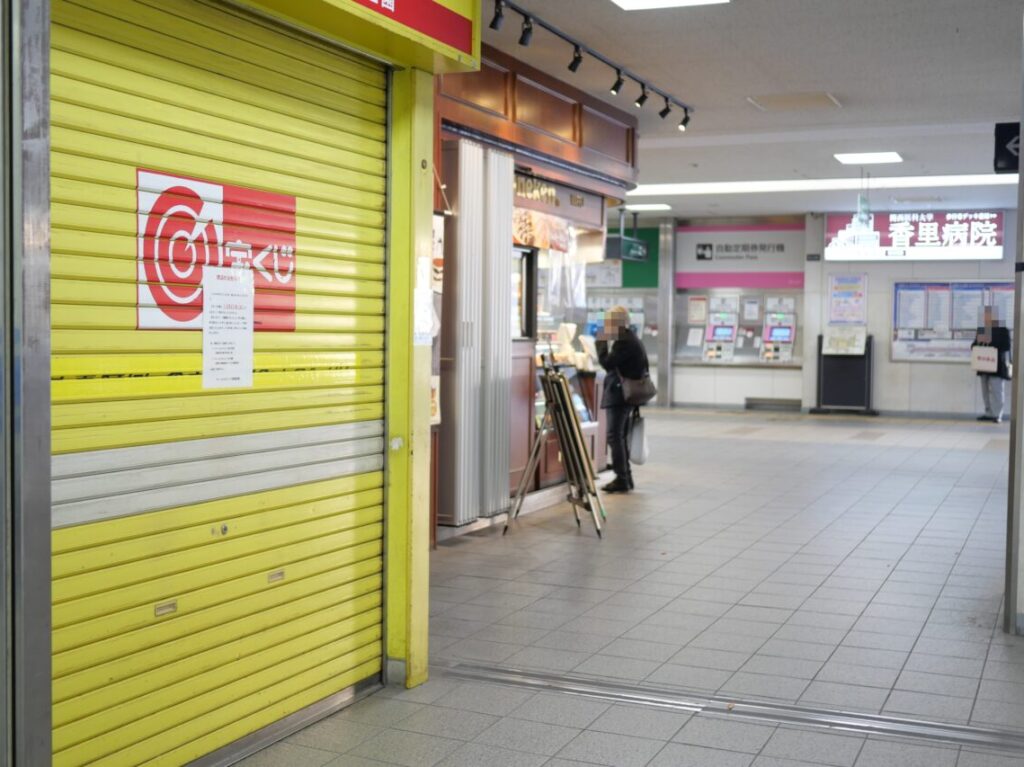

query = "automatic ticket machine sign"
[{"left": 136, "top": 169, "right": 297, "bottom": 331}]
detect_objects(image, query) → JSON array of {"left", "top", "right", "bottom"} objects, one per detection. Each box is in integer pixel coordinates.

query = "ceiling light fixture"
[
  {"left": 628, "top": 174, "right": 1019, "bottom": 197},
  {"left": 624, "top": 203, "right": 672, "bottom": 211},
  {"left": 834, "top": 152, "right": 904, "bottom": 165},
  {"left": 610, "top": 70, "right": 625, "bottom": 95},
  {"left": 568, "top": 45, "right": 583, "bottom": 72},
  {"left": 490, "top": 2, "right": 694, "bottom": 127},
  {"left": 518, "top": 16, "right": 533, "bottom": 46},
  {"left": 678, "top": 109, "right": 691, "bottom": 132},
  {"left": 611, "top": 0, "right": 730, "bottom": 9},
  {"left": 489, "top": 0, "right": 505, "bottom": 31}
]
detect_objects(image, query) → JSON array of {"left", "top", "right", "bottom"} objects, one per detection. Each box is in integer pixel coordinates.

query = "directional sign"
[{"left": 995, "top": 122, "right": 1020, "bottom": 173}]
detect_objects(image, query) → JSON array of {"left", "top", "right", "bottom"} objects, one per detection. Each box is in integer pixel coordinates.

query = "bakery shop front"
[{"left": 432, "top": 44, "right": 640, "bottom": 536}]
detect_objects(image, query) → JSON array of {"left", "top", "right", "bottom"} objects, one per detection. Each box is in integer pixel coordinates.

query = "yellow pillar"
[{"left": 386, "top": 67, "right": 433, "bottom": 687}]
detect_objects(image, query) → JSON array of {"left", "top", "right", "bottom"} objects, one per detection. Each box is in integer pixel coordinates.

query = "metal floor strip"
[{"left": 442, "top": 662, "right": 1024, "bottom": 754}]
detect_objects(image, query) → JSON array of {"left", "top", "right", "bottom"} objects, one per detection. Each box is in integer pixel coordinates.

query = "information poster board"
[
  {"left": 828, "top": 274, "right": 868, "bottom": 325},
  {"left": 892, "top": 280, "right": 1013, "bottom": 362}
]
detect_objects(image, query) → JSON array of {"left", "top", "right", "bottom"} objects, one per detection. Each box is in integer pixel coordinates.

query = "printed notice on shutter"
[{"left": 202, "top": 267, "right": 254, "bottom": 389}]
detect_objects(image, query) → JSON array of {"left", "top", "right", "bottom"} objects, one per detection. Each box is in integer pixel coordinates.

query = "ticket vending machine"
[
  {"left": 703, "top": 313, "right": 739, "bottom": 362},
  {"left": 761, "top": 313, "right": 796, "bottom": 362}
]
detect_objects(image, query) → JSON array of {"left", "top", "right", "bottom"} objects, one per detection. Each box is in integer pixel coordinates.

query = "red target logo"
[{"left": 137, "top": 170, "right": 296, "bottom": 331}]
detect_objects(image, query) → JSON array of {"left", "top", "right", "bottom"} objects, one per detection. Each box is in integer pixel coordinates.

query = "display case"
[{"left": 674, "top": 288, "right": 804, "bottom": 368}]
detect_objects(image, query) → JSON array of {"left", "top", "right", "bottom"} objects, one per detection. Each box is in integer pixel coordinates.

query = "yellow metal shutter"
[{"left": 50, "top": 1, "right": 388, "bottom": 764}]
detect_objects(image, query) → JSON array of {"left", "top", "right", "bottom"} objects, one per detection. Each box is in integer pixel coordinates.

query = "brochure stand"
[
  {"left": 811, "top": 334, "right": 879, "bottom": 415},
  {"left": 505, "top": 360, "right": 607, "bottom": 538}
]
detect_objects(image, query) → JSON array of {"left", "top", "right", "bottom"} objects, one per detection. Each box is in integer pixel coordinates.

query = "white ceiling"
[{"left": 482, "top": 0, "right": 1024, "bottom": 218}]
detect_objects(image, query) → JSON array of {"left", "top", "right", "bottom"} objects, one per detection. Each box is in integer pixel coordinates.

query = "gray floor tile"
[
  {"left": 533, "top": 630, "right": 614, "bottom": 654},
  {"left": 441, "top": 638, "right": 523, "bottom": 663},
  {"left": 798, "top": 681, "right": 888, "bottom": 711},
  {"left": 556, "top": 731, "right": 666, "bottom": 767},
  {"left": 670, "top": 647, "right": 752, "bottom": 671},
  {"left": 854, "top": 739, "right": 958, "bottom": 767},
  {"left": 506, "top": 646, "right": 595, "bottom": 672},
  {"left": 883, "top": 690, "right": 974, "bottom": 722},
  {"left": 475, "top": 718, "right": 580, "bottom": 757},
  {"left": 433, "top": 683, "right": 535, "bottom": 716},
  {"left": 816, "top": 662, "right": 900, "bottom": 689},
  {"left": 742, "top": 655, "right": 823, "bottom": 680},
  {"left": 339, "top": 698, "right": 424, "bottom": 727},
  {"left": 436, "top": 743, "right": 547, "bottom": 767},
  {"left": 286, "top": 716, "right": 382, "bottom": 753},
  {"left": 395, "top": 706, "right": 498, "bottom": 741},
  {"left": 896, "top": 671, "right": 979, "bottom": 699},
  {"left": 761, "top": 729, "right": 865, "bottom": 767},
  {"left": 573, "top": 654, "right": 663, "bottom": 681},
  {"left": 348, "top": 730, "right": 462, "bottom": 767},
  {"left": 589, "top": 703, "right": 691, "bottom": 740},
  {"left": 970, "top": 698, "right": 1024, "bottom": 729},
  {"left": 647, "top": 663, "right": 734, "bottom": 691},
  {"left": 719, "top": 672, "right": 810, "bottom": 701},
  {"left": 600, "top": 637, "right": 680, "bottom": 662},
  {"left": 673, "top": 716, "right": 776, "bottom": 753},
  {"left": 235, "top": 743, "right": 339, "bottom": 767},
  {"left": 649, "top": 743, "right": 756, "bottom": 767},
  {"left": 957, "top": 750, "right": 1024, "bottom": 766},
  {"left": 509, "top": 692, "right": 610, "bottom": 729}
]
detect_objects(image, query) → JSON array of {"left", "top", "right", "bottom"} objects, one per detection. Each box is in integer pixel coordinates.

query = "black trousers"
[{"left": 606, "top": 405, "right": 633, "bottom": 482}]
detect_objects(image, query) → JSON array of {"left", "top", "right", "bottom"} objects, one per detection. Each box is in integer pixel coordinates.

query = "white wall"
[{"left": 802, "top": 210, "right": 1018, "bottom": 415}]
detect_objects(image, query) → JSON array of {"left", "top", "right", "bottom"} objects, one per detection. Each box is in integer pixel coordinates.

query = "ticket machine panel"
[
  {"left": 761, "top": 313, "right": 796, "bottom": 362},
  {"left": 703, "top": 313, "right": 738, "bottom": 362}
]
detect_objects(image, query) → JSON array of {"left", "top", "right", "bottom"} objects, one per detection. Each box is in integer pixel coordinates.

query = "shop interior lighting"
[
  {"left": 489, "top": 0, "right": 505, "bottom": 31},
  {"left": 624, "top": 203, "right": 672, "bottom": 211},
  {"left": 489, "top": 1, "right": 693, "bottom": 123},
  {"left": 834, "top": 152, "right": 904, "bottom": 165},
  {"left": 518, "top": 16, "right": 533, "bottom": 46},
  {"left": 610, "top": 70, "right": 625, "bottom": 95},
  {"left": 678, "top": 109, "right": 691, "bottom": 132},
  {"left": 612, "top": 0, "right": 730, "bottom": 8},
  {"left": 628, "top": 173, "right": 1019, "bottom": 197},
  {"left": 568, "top": 45, "right": 583, "bottom": 72}
]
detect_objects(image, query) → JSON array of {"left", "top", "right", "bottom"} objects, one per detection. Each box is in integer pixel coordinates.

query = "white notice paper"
[
  {"left": 203, "top": 266, "right": 254, "bottom": 389},
  {"left": 686, "top": 327, "right": 704, "bottom": 347},
  {"left": 688, "top": 296, "right": 708, "bottom": 324},
  {"left": 742, "top": 298, "right": 762, "bottom": 323}
]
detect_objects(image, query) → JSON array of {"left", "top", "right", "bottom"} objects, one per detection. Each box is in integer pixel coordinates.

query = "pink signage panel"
[{"left": 675, "top": 272, "right": 805, "bottom": 290}]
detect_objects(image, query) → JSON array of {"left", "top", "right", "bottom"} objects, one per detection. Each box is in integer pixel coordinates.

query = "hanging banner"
[
  {"left": 828, "top": 274, "right": 868, "bottom": 325},
  {"left": 825, "top": 211, "right": 1004, "bottom": 261}
]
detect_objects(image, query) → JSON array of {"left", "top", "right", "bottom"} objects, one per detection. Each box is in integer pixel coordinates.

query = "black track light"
[
  {"left": 489, "top": 0, "right": 504, "bottom": 31},
  {"left": 610, "top": 70, "right": 624, "bottom": 96},
  {"left": 659, "top": 98, "right": 672, "bottom": 119},
  {"left": 519, "top": 16, "right": 533, "bottom": 46},
  {"left": 568, "top": 45, "right": 583, "bottom": 73},
  {"left": 635, "top": 85, "right": 648, "bottom": 109},
  {"left": 678, "top": 108, "right": 691, "bottom": 132}
]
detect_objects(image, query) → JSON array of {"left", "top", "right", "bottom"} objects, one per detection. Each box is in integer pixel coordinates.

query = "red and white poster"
[
  {"left": 136, "top": 169, "right": 297, "bottom": 331},
  {"left": 825, "top": 211, "right": 1004, "bottom": 261}
]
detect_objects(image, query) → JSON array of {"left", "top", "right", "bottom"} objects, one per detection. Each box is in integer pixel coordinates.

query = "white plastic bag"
[{"left": 629, "top": 410, "right": 649, "bottom": 465}]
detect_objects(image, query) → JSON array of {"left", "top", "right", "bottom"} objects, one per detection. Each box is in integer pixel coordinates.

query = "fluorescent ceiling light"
[
  {"left": 623, "top": 203, "right": 672, "bottom": 211},
  {"left": 611, "top": 0, "right": 729, "bottom": 10},
  {"left": 834, "top": 152, "right": 903, "bottom": 165},
  {"left": 628, "top": 174, "right": 1018, "bottom": 197}
]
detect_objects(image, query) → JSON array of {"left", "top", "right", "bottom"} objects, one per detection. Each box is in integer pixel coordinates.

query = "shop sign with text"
[
  {"left": 137, "top": 169, "right": 297, "bottom": 331},
  {"left": 513, "top": 174, "right": 604, "bottom": 230},
  {"left": 825, "top": 211, "right": 1004, "bottom": 261}
]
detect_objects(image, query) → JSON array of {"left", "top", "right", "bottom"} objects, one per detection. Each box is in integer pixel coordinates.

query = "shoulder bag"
[{"left": 620, "top": 369, "right": 657, "bottom": 406}]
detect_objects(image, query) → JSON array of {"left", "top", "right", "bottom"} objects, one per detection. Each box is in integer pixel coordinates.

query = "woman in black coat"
[
  {"left": 595, "top": 305, "right": 649, "bottom": 493},
  {"left": 972, "top": 307, "right": 1012, "bottom": 423}
]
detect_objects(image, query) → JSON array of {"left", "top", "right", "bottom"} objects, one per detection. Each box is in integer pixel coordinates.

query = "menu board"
[{"left": 892, "top": 280, "right": 1013, "bottom": 362}]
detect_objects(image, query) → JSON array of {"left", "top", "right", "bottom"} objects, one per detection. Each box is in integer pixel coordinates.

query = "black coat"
[
  {"left": 597, "top": 328, "right": 649, "bottom": 409},
  {"left": 972, "top": 326, "right": 1012, "bottom": 379}
]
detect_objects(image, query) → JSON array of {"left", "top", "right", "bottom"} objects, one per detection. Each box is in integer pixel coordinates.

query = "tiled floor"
[{"left": 241, "top": 409, "right": 1024, "bottom": 767}]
